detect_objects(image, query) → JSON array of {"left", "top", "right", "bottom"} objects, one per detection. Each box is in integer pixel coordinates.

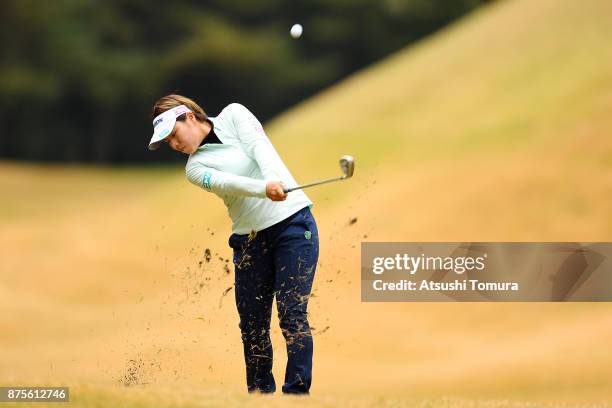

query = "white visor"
[{"left": 148, "top": 104, "right": 192, "bottom": 151}]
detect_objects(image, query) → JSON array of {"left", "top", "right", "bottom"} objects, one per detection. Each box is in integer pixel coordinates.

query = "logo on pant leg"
[{"left": 304, "top": 230, "right": 312, "bottom": 240}]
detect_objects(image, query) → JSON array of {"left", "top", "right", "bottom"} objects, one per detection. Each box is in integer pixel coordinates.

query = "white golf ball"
[{"left": 290, "top": 24, "right": 303, "bottom": 38}]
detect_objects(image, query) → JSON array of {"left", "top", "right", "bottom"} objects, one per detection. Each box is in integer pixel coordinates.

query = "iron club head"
[
  {"left": 339, "top": 155, "right": 355, "bottom": 179},
  {"left": 282, "top": 154, "right": 355, "bottom": 193}
]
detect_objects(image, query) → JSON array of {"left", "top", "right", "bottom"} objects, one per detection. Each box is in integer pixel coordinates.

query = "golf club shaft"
[{"left": 283, "top": 176, "right": 344, "bottom": 193}]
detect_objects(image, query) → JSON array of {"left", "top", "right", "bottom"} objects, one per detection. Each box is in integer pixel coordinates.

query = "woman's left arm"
[{"left": 229, "top": 103, "right": 286, "bottom": 182}]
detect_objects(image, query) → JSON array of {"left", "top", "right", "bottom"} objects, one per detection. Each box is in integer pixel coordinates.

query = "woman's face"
[{"left": 163, "top": 112, "right": 204, "bottom": 155}]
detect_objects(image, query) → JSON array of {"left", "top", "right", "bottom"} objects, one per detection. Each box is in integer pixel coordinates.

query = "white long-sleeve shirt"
[{"left": 185, "top": 103, "right": 313, "bottom": 235}]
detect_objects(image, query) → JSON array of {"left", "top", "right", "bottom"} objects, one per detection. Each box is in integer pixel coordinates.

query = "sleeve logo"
[{"left": 202, "top": 171, "right": 212, "bottom": 190}]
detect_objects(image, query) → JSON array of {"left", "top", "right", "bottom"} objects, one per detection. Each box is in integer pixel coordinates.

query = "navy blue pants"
[{"left": 228, "top": 205, "right": 319, "bottom": 395}]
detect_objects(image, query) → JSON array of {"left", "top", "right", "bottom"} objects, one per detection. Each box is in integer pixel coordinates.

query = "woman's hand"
[{"left": 266, "top": 181, "right": 288, "bottom": 201}]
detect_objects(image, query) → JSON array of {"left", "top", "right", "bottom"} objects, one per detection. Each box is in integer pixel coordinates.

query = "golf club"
[{"left": 283, "top": 155, "right": 354, "bottom": 193}]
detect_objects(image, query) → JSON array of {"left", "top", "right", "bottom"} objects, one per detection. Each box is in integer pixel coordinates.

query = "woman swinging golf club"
[{"left": 148, "top": 94, "right": 318, "bottom": 395}]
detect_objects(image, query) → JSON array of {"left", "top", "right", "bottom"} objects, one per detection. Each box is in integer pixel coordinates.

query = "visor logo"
[{"left": 153, "top": 117, "right": 163, "bottom": 128}]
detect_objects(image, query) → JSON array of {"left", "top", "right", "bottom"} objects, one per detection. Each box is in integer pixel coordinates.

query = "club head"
[{"left": 339, "top": 155, "right": 354, "bottom": 179}]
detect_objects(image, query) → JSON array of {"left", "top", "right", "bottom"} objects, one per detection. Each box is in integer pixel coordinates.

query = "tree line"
[{"left": 0, "top": 0, "right": 490, "bottom": 163}]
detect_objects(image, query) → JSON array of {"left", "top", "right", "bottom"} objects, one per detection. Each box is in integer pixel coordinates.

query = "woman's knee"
[
  {"left": 239, "top": 318, "right": 271, "bottom": 337},
  {"left": 278, "top": 307, "right": 309, "bottom": 330}
]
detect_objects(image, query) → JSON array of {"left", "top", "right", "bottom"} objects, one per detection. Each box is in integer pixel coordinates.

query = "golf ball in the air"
[{"left": 290, "top": 24, "right": 303, "bottom": 38}]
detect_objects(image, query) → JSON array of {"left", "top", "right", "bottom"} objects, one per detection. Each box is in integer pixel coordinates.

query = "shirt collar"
[{"left": 199, "top": 117, "right": 221, "bottom": 147}]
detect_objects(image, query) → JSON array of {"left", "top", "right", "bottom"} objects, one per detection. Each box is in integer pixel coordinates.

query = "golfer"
[{"left": 148, "top": 94, "right": 319, "bottom": 395}]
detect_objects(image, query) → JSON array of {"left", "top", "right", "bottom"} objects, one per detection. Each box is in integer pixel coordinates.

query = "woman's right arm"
[{"left": 186, "top": 163, "right": 286, "bottom": 200}]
